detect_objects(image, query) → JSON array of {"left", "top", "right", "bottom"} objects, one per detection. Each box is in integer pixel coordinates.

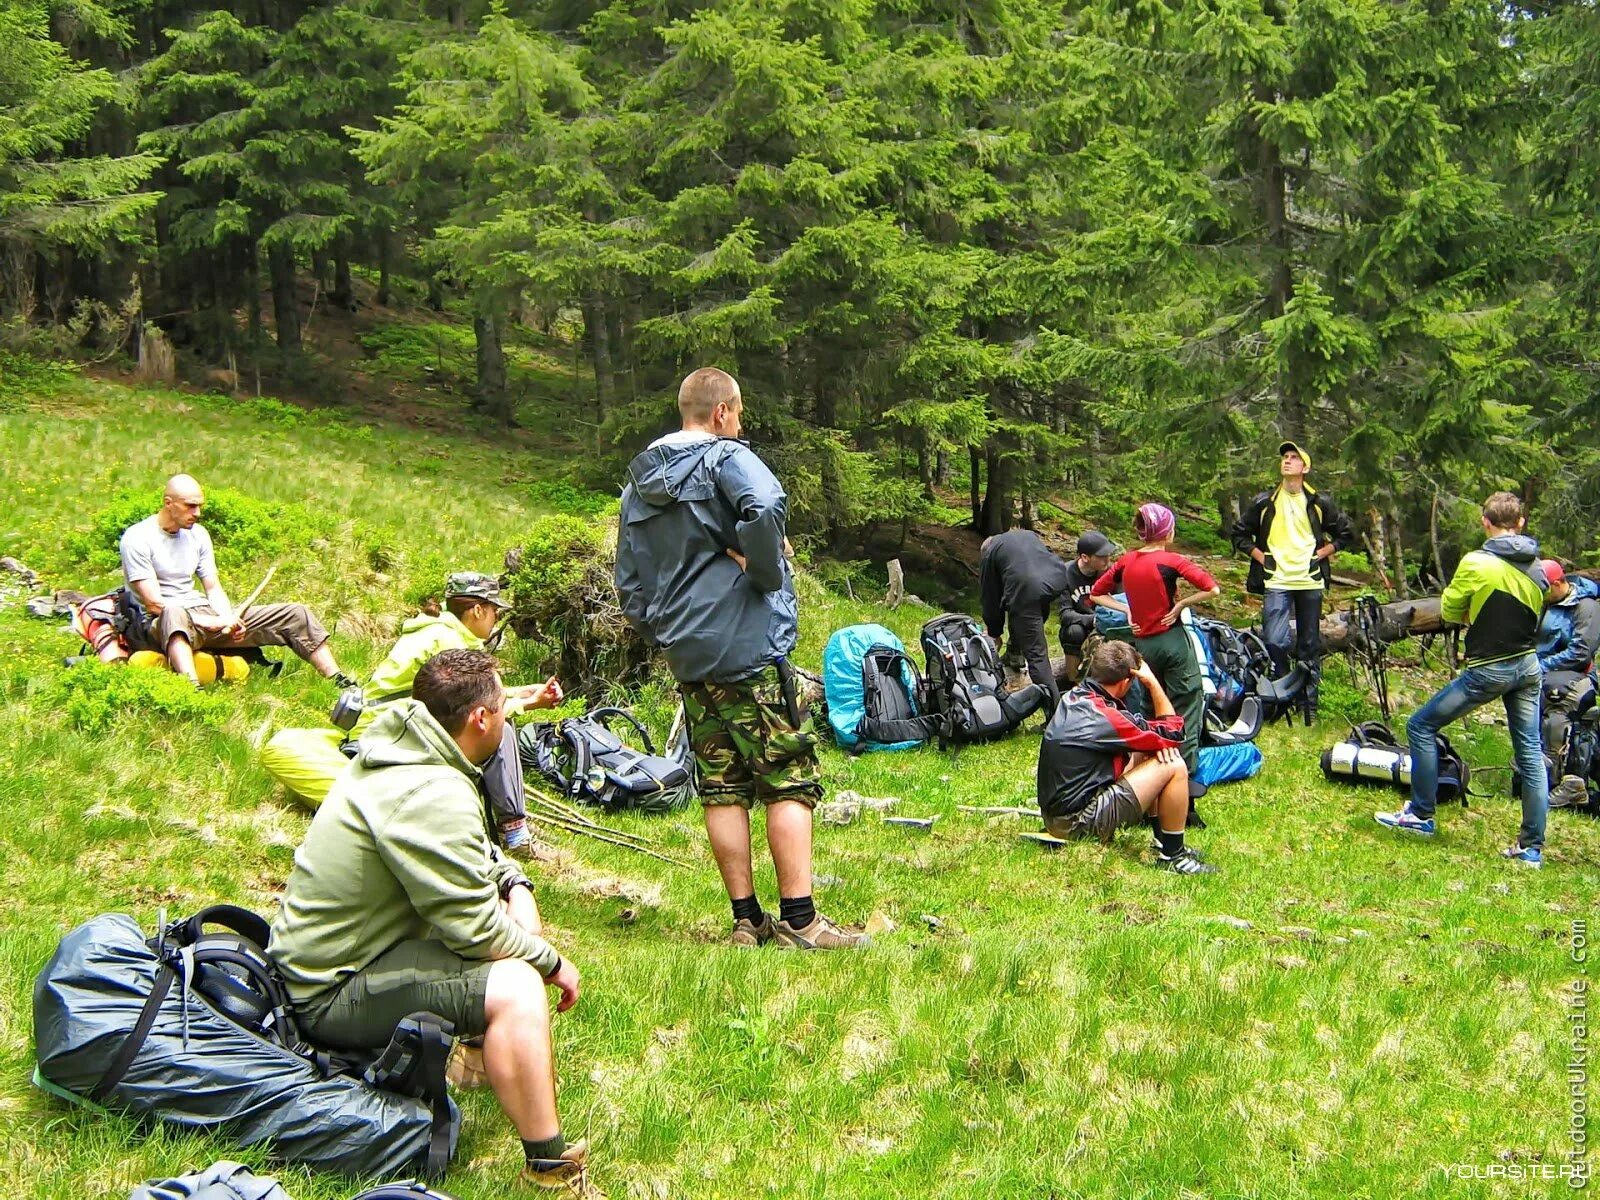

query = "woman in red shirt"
[{"left": 1089, "top": 504, "right": 1220, "bottom": 786}]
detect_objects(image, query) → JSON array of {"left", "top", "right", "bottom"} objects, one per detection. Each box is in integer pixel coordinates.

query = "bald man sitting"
[{"left": 119, "top": 475, "right": 354, "bottom": 688}]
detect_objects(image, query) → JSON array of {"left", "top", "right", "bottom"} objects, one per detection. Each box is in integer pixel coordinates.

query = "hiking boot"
[
  {"left": 1550, "top": 775, "right": 1589, "bottom": 810},
  {"left": 519, "top": 1139, "right": 604, "bottom": 1196},
  {"left": 730, "top": 913, "right": 774, "bottom": 947},
  {"left": 446, "top": 1040, "right": 489, "bottom": 1090},
  {"left": 1374, "top": 803, "right": 1435, "bottom": 836},
  {"left": 1155, "top": 846, "right": 1217, "bottom": 875},
  {"left": 773, "top": 913, "right": 870, "bottom": 950},
  {"left": 1501, "top": 844, "right": 1543, "bottom": 869}
]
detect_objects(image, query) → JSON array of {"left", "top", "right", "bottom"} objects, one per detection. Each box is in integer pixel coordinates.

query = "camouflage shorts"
[{"left": 680, "top": 672, "right": 821, "bottom": 809}]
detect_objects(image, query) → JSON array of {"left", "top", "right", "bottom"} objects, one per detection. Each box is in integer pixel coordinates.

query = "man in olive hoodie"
[
  {"left": 270, "top": 650, "right": 596, "bottom": 1194},
  {"left": 1374, "top": 493, "right": 1550, "bottom": 867}
]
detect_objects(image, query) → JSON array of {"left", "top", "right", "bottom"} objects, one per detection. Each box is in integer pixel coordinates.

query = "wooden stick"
[
  {"left": 528, "top": 814, "right": 692, "bottom": 868},
  {"left": 233, "top": 564, "right": 277, "bottom": 620}
]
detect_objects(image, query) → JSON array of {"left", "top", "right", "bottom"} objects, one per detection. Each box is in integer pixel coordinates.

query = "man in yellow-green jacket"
[
  {"left": 1374, "top": 492, "right": 1550, "bottom": 867},
  {"left": 261, "top": 573, "right": 561, "bottom": 854}
]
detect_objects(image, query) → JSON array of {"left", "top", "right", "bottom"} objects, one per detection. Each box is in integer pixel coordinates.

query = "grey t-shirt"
[{"left": 120, "top": 514, "right": 217, "bottom": 606}]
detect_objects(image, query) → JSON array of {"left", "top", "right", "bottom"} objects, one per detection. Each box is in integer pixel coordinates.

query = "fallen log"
[{"left": 1319, "top": 596, "right": 1444, "bottom": 655}]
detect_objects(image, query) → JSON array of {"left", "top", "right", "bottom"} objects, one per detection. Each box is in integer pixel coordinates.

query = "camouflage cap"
[{"left": 444, "top": 571, "right": 509, "bottom": 608}]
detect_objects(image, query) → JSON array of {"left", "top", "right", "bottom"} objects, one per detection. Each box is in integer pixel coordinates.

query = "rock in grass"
[{"left": 1206, "top": 915, "right": 1253, "bottom": 931}]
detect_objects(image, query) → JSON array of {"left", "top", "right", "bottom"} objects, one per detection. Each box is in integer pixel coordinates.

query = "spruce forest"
[{"left": 5, "top": 0, "right": 1600, "bottom": 556}]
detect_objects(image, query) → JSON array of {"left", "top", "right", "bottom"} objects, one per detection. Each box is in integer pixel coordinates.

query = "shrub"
[
  {"left": 0, "top": 352, "right": 75, "bottom": 407},
  {"left": 49, "top": 661, "right": 229, "bottom": 735},
  {"left": 528, "top": 479, "right": 618, "bottom": 519},
  {"left": 67, "top": 486, "right": 324, "bottom": 575},
  {"left": 504, "top": 516, "right": 653, "bottom": 700}
]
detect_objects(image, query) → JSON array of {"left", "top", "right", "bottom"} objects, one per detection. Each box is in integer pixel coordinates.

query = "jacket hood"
[
  {"left": 356, "top": 698, "right": 481, "bottom": 779},
  {"left": 1561, "top": 575, "right": 1600, "bottom": 606},
  {"left": 626, "top": 435, "right": 726, "bottom": 507},
  {"left": 1481, "top": 534, "right": 1541, "bottom": 565},
  {"left": 397, "top": 610, "right": 482, "bottom": 644}
]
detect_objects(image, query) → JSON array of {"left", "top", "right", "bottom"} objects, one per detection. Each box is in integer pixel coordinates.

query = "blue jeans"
[
  {"left": 1407, "top": 653, "right": 1547, "bottom": 849},
  {"left": 1261, "top": 588, "right": 1324, "bottom": 676}
]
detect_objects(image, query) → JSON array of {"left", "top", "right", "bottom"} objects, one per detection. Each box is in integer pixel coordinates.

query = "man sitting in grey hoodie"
[
  {"left": 615, "top": 367, "right": 865, "bottom": 950},
  {"left": 269, "top": 650, "right": 597, "bottom": 1194}
]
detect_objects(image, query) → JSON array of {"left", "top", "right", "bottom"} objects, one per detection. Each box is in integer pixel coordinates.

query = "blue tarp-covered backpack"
[{"left": 822, "top": 624, "right": 939, "bottom": 754}]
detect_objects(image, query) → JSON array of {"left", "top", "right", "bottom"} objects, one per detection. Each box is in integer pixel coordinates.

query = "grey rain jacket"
[{"left": 615, "top": 433, "right": 798, "bottom": 683}]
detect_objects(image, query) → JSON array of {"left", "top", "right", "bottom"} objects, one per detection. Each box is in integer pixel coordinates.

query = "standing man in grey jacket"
[{"left": 615, "top": 368, "right": 865, "bottom": 951}]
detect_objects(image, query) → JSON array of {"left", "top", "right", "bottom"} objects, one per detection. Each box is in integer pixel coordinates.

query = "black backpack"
[
  {"left": 1319, "top": 720, "right": 1470, "bottom": 804},
  {"left": 853, "top": 645, "right": 941, "bottom": 754},
  {"left": 919, "top": 613, "right": 1048, "bottom": 748},
  {"left": 518, "top": 707, "right": 695, "bottom": 814},
  {"left": 35, "top": 906, "right": 458, "bottom": 1180}
]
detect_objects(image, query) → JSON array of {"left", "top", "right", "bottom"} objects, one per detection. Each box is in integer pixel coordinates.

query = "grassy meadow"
[{"left": 0, "top": 363, "right": 1594, "bottom": 1199}]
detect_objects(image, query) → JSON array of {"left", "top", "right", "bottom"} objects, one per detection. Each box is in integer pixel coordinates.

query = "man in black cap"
[
  {"left": 979, "top": 529, "right": 1073, "bottom": 706},
  {"left": 1230, "top": 441, "right": 1354, "bottom": 699},
  {"left": 1058, "top": 530, "right": 1116, "bottom": 672}
]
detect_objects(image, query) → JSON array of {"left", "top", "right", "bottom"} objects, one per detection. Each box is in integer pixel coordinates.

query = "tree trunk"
[
  {"left": 376, "top": 229, "right": 391, "bottom": 307},
  {"left": 980, "top": 443, "right": 1010, "bottom": 536},
  {"left": 331, "top": 249, "right": 353, "bottom": 310},
  {"left": 427, "top": 274, "right": 445, "bottom": 312},
  {"left": 1255, "top": 81, "right": 1304, "bottom": 442},
  {"left": 582, "top": 294, "right": 616, "bottom": 423},
  {"left": 267, "top": 242, "right": 301, "bottom": 357},
  {"left": 918, "top": 434, "right": 935, "bottom": 501},
  {"left": 969, "top": 446, "right": 982, "bottom": 529},
  {"left": 935, "top": 449, "right": 950, "bottom": 488},
  {"left": 474, "top": 310, "right": 510, "bottom": 424},
  {"left": 1363, "top": 505, "right": 1391, "bottom": 593},
  {"left": 1388, "top": 504, "right": 1410, "bottom": 599}
]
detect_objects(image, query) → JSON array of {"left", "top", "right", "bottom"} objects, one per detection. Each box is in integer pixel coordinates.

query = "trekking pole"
[{"left": 526, "top": 812, "right": 693, "bottom": 869}]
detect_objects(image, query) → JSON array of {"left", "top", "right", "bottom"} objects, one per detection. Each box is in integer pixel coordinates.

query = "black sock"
[
  {"left": 523, "top": 1133, "right": 566, "bottom": 1165},
  {"left": 780, "top": 895, "right": 816, "bottom": 929},
  {"left": 730, "top": 895, "right": 763, "bottom": 924},
  {"left": 1155, "top": 828, "right": 1185, "bottom": 858}
]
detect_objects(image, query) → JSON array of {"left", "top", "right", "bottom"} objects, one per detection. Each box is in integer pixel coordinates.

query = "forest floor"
[{"left": 0, "top": 363, "right": 1593, "bottom": 1199}]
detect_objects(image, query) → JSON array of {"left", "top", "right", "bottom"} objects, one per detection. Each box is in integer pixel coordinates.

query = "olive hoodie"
[{"left": 270, "top": 699, "right": 558, "bottom": 1007}]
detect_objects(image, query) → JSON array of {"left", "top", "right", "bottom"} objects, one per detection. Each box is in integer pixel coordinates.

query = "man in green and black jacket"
[{"left": 1374, "top": 492, "right": 1550, "bottom": 868}]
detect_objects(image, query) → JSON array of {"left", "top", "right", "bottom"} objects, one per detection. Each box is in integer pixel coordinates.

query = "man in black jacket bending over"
[
  {"left": 980, "top": 528, "right": 1072, "bottom": 706},
  {"left": 1230, "top": 441, "right": 1354, "bottom": 704}
]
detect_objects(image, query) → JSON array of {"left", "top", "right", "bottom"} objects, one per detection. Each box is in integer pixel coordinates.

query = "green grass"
[{"left": 0, "top": 365, "right": 1595, "bottom": 1199}]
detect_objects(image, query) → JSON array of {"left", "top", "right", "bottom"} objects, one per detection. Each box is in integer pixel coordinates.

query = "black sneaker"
[
  {"left": 333, "top": 672, "right": 360, "bottom": 690},
  {"left": 1155, "top": 846, "right": 1217, "bottom": 875}
]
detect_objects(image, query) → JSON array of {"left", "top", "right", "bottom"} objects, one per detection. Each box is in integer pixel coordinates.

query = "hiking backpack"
[
  {"left": 34, "top": 906, "right": 458, "bottom": 1180},
  {"left": 821, "top": 624, "right": 940, "bottom": 753},
  {"left": 518, "top": 706, "right": 695, "bottom": 813},
  {"left": 1319, "top": 720, "right": 1470, "bottom": 804},
  {"left": 918, "top": 613, "right": 1048, "bottom": 748}
]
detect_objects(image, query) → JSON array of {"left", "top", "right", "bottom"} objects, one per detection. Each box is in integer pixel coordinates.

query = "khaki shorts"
[
  {"left": 299, "top": 939, "right": 493, "bottom": 1050},
  {"left": 1046, "top": 778, "right": 1143, "bottom": 845}
]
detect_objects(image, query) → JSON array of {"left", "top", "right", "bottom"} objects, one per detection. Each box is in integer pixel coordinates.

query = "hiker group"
[{"left": 37, "top": 372, "right": 1597, "bottom": 1198}]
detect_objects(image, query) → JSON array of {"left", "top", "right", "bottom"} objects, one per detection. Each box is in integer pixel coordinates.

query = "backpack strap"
[
  {"left": 169, "top": 904, "right": 274, "bottom": 950},
  {"left": 363, "top": 1012, "right": 456, "bottom": 1182},
  {"left": 89, "top": 964, "right": 174, "bottom": 1102},
  {"left": 587, "top": 706, "right": 656, "bottom": 755}
]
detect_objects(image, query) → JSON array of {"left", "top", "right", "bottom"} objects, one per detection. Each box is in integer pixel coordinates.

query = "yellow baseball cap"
[{"left": 1278, "top": 441, "right": 1312, "bottom": 472}]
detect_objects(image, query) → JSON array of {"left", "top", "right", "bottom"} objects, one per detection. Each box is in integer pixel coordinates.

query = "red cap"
[{"left": 1542, "top": 559, "right": 1565, "bottom": 586}]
